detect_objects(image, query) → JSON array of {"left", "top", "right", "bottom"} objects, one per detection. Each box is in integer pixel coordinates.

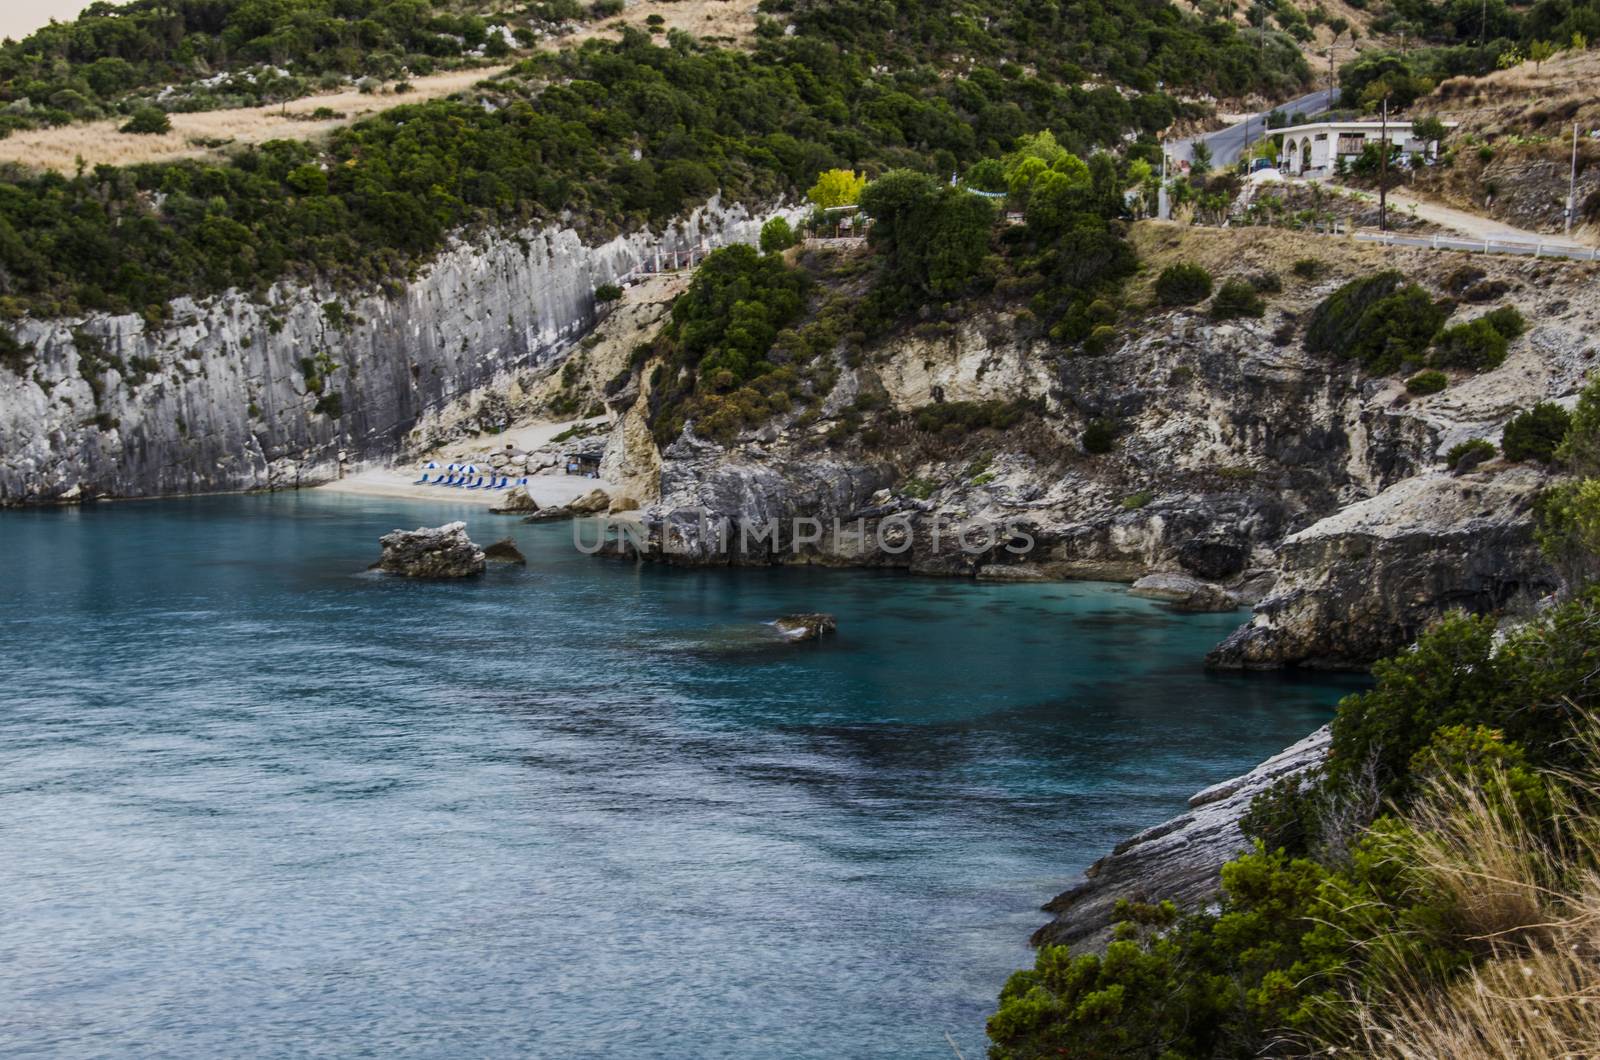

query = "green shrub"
[
  {"left": 1405, "top": 369, "right": 1448, "bottom": 395},
  {"left": 1482, "top": 304, "right": 1527, "bottom": 339},
  {"left": 1121, "top": 489, "right": 1154, "bottom": 509},
  {"left": 1155, "top": 262, "right": 1213, "bottom": 306},
  {"left": 1445, "top": 437, "right": 1495, "bottom": 470},
  {"left": 1432, "top": 317, "right": 1508, "bottom": 371},
  {"left": 1291, "top": 258, "right": 1326, "bottom": 279},
  {"left": 1210, "top": 278, "right": 1266, "bottom": 319},
  {"left": 1304, "top": 270, "right": 1401, "bottom": 354},
  {"left": 1249, "top": 270, "right": 1282, "bottom": 294},
  {"left": 1083, "top": 324, "right": 1116, "bottom": 355},
  {"left": 759, "top": 216, "right": 796, "bottom": 255},
  {"left": 913, "top": 399, "right": 1035, "bottom": 435},
  {"left": 1306, "top": 272, "right": 1452, "bottom": 374},
  {"left": 313, "top": 390, "right": 343, "bottom": 417},
  {"left": 1501, "top": 402, "right": 1571, "bottom": 463},
  {"left": 119, "top": 105, "right": 170, "bottom": 134},
  {"left": 1082, "top": 418, "right": 1116, "bottom": 453},
  {"left": 594, "top": 283, "right": 623, "bottom": 303}
]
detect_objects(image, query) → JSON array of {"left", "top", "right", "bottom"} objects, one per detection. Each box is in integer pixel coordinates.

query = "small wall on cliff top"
[{"left": 0, "top": 197, "right": 779, "bottom": 505}]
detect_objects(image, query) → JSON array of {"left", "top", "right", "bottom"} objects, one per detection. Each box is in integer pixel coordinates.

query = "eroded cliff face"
[
  {"left": 0, "top": 198, "right": 778, "bottom": 505},
  {"left": 603, "top": 229, "right": 1597, "bottom": 669},
  {"left": 624, "top": 312, "right": 1407, "bottom": 579}
]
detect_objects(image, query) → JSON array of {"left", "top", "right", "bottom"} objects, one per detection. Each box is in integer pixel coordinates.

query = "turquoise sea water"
[{"left": 0, "top": 492, "right": 1363, "bottom": 1058}]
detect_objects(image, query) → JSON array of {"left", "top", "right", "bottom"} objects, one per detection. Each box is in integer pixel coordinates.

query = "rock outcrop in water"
[
  {"left": 774, "top": 614, "right": 838, "bottom": 641},
  {"left": 1129, "top": 572, "right": 1241, "bottom": 613},
  {"left": 375, "top": 522, "right": 486, "bottom": 578},
  {"left": 0, "top": 198, "right": 789, "bottom": 506},
  {"left": 483, "top": 538, "right": 528, "bottom": 565},
  {"left": 1032, "top": 726, "right": 1332, "bottom": 951}
]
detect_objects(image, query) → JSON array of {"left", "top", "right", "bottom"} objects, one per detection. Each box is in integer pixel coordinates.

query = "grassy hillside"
[{"left": 0, "top": 0, "right": 1309, "bottom": 321}]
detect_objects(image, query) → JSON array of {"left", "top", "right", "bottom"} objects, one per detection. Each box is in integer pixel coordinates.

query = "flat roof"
[{"left": 1274, "top": 120, "right": 1459, "bottom": 136}]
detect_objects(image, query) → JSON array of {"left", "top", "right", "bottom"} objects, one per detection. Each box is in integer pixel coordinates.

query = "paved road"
[{"left": 1167, "top": 88, "right": 1339, "bottom": 169}]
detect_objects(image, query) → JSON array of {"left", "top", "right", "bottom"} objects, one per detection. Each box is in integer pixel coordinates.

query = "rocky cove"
[
  {"left": 6, "top": 201, "right": 1598, "bottom": 962},
  {"left": 577, "top": 226, "right": 1592, "bottom": 674},
  {"left": 533, "top": 224, "right": 1594, "bottom": 945}
]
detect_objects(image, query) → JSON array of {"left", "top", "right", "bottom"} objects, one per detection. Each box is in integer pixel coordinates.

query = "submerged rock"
[
  {"left": 483, "top": 538, "right": 527, "bottom": 565},
  {"left": 1033, "top": 726, "right": 1331, "bottom": 952},
  {"left": 489, "top": 486, "right": 539, "bottom": 514},
  {"left": 774, "top": 613, "right": 838, "bottom": 641},
  {"left": 375, "top": 521, "right": 486, "bottom": 578},
  {"left": 1129, "top": 572, "right": 1240, "bottom": 613}
]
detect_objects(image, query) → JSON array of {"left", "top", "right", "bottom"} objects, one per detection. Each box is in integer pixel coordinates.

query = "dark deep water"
[{"left": 0, "top": 492, "right": 1363, "bottom": 1058}]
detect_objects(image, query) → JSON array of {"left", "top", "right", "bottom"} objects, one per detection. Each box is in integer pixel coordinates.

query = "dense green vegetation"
[
  {"left": 1304, "top": 270, "right": 1448, "bottom": 374},
  {"left": 1503, "top": 402, "right": 1571, "bottom": 462},
  {"left": 640, "top": 129, "right": 1138, "bottom": 446},
  {"left": 1303, "top": 272, "right": 1525, "bottom": 378},
  {"left": 771, "top": 0, "right": 1309, "bottom": 100},
  {"left": 1208, "top": 277, "right": 1264, "bottom": 319},
  {"left": 991, "top": 594, "right": 1600, "bottom": 1058},
  {"left": 0, "top": 0, "right": 1307, "bottom": 321},
  {"left": 1431, "top": 306, "right": 1525, "bottom": 372},
  {"left": 1405, "top": 367, "right": 1448, "bottom": 394},
  {"left": 0, "top": 0, "right": 527, "bottom": 132},
  {"left": 646, "top": 243, "right": 811, "bottom": 444}
]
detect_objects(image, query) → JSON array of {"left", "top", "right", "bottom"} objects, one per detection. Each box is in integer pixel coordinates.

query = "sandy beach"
[
  {"left": 318, "top": 467, "right": 618, "bottom": 507},
  {"left": 318, "top": 417, "right": 617, "bottom": 507}
]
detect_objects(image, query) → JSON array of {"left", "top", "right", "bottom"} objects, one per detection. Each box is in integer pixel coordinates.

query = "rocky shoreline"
[{"left": 1033, "top": 726, "right": 1332, "bottom": 951}]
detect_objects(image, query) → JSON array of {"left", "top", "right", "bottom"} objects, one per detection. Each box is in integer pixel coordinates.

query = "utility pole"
[
  {"left": 1379, "top": 97, "right": 1389, "bottom": 232},
  {"left": 1479, "top": 0, "right": 1488, "bottom": 47},
  {"left": 1160, "top": 141, "right": 1170, "bottom": 219},
  {"left": 1568, "top": 121, "right": 1579, "bottom": 235}
]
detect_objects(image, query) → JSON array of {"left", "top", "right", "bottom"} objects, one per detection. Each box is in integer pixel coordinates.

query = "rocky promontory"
[
  {"left": 1207, "top": 466, "right": 1556, "bottom": 670},
  {"left": 1032, "top": 726, "right": 1332, "bottom": 951}
]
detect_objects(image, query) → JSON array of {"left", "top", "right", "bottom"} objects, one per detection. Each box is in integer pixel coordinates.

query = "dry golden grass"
[
  {"left": 559, "top": 0, "right": 756, "bottom": 50},
  {"left": 1402, "top": 48, "right": 1600, "bottom": 241},
  {"left": 1346, "top": 732, "right": 1600, "bottom": 1059},
  {"left": 0, "top": 65, "right": 510, "bottom": 173},
  {"left": 0, "top": 0, "right": 756, "bottom": 174}
]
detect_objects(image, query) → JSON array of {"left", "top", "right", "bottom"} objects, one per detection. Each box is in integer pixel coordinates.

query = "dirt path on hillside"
[
  {"left": 1385, "top": 189, "right": 1591, "bottom": 245},
  {"left": 1329, "top": 183, "right": 1595, "bottom": 249}
]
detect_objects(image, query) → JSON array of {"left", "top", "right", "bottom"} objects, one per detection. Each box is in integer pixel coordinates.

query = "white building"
[{"left": 1275, "top": 120, "right": 1457, "bottom": 177}]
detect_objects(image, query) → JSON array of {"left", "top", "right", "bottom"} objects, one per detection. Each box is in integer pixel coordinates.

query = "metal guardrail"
[{"left": 1352, "top": 230, "right": 1600, "bottom": 261}]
